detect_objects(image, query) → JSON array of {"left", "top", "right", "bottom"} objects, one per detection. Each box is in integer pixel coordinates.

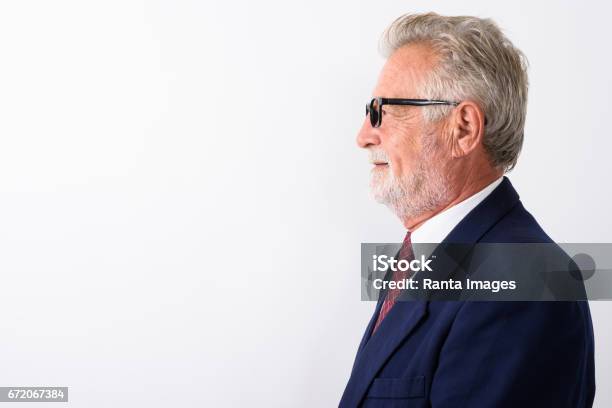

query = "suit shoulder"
[{"left": 481, "top": 201, "right": 554, "bottom": 243}]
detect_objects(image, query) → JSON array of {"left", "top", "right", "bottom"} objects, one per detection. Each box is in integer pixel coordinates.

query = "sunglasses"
[{"left": 365, "top": 97, "right": 460, "bottom": 128}]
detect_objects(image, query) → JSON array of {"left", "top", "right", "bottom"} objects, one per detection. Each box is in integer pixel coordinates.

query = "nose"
[{"left": 356, "top": 118, "right": 382, "bottom": 149}]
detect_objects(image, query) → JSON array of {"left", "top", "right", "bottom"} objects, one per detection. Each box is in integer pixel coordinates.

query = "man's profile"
[{"left": 340, "top": 13, "right": 595, "bottom": 408}]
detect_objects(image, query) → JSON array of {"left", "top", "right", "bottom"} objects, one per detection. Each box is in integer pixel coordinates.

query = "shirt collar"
[{"left": 410, "top": 177, "right": 504, "bottom": 244}]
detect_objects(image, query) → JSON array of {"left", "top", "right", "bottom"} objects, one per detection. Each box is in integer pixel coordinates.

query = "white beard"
[{"left": 369, "top": 136, "right": 452, "bottom": 221}]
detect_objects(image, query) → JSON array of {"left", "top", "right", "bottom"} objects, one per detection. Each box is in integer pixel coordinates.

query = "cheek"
[{"left": 384, "top": 133, "right": 419, "bottom": 177}]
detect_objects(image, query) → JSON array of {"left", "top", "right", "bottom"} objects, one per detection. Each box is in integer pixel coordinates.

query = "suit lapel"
[
  {"left": 340, "top": 300, "right": 427, "bottom": 407},
  {"left": 340, "top": 177, "right": 521, "bottom": 407},
  {"left": 354, "top": 294, "right": 384, "bottom": 360}
]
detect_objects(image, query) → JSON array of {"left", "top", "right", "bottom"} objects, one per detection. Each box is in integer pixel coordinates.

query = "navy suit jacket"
[{"left": 340, "top": 177, "right": 595, "bottom": 407}]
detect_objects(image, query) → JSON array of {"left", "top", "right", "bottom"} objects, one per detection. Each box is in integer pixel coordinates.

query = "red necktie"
[{"left": 372, "top": 231, "right": 415, "bottom": 333}]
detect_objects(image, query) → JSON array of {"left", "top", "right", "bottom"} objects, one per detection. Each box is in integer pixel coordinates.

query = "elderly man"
[{"left": 340, "top": 13, "right": 595, "bottom": 408}]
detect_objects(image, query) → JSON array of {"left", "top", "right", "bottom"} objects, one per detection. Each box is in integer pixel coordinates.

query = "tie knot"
[
  {"left": 402, "top": 230, "right": 412, "bottom": 246},
  {"left": 399, "top": 231, "right": 414, "bottom": 261}
]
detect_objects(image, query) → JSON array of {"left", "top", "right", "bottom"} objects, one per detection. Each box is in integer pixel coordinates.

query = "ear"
[{"left": 448, "top": 101, "right": 486, "bottom": 158}]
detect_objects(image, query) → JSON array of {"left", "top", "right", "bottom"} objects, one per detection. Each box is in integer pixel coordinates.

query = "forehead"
[{"left": 374, "top": 42, "right": 439, "bottom": 97}]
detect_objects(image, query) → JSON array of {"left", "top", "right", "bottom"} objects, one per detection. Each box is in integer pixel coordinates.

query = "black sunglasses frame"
[{"left": 365, "top": 97, "right": 460, "bottom": 128}]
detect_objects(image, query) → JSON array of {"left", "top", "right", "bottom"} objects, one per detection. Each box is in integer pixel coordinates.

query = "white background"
[{"left": 0, "top": 0, "right": 610, "bottom": 407}]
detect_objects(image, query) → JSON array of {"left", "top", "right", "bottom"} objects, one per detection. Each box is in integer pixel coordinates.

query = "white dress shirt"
[{"left": 411, "top": 177, "right": 504, "bottom": 245}]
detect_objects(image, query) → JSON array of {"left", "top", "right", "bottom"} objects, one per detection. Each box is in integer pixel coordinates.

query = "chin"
[
  {"left": 370, "top": 174, "right": 390, "bottom": 204},
  {"left": 371, "top": 187, "right": 388, "bottom": 205},
  {"left": 370, "top": 178, "right": 401, "bottom": 207}
]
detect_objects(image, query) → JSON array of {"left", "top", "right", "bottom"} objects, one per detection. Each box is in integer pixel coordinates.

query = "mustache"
[{"left": 368, "top": 149, "right": 390, "bottom": 164}]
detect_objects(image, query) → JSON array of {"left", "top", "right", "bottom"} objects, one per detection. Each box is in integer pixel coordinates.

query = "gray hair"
[{"left": 380, "top": 13, "right": 528, "bottom": 171}]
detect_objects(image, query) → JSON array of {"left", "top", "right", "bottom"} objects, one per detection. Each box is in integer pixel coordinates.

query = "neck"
[{"left": 402, "top": 170, "right": 503, "bottom": 231}]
